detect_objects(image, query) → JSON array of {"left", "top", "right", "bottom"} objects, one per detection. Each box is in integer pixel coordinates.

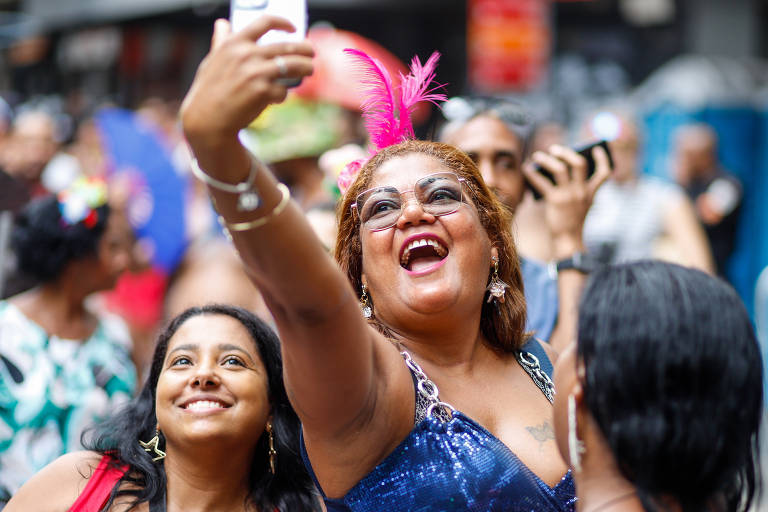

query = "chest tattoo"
[{"left": 525, "top": 421, "right": 555, "bottom": 449}]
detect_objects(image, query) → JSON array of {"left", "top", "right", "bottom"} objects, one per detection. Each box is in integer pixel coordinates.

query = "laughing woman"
[
  {"left": 6, "top": 305, "right": 318, "bottom": 511},
  {"left": 171, "top": 16, "right": 609, "bottom": 511}
]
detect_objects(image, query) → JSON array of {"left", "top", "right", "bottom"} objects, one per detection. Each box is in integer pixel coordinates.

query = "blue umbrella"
[{"left": 96, "top": 108, "right": 187, "bottom": 274}]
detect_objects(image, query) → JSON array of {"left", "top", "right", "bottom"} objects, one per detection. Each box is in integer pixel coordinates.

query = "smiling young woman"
[{"left": 5, "top": 305, "right": 318, "bottom": 512}]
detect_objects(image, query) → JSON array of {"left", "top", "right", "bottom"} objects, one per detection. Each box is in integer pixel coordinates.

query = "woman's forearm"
[
  {"left": 180, "top": 17, "right": 382, "bottom": 436},
  {"left": 206, "top": 149, "right": 353, "bottom": 323}
]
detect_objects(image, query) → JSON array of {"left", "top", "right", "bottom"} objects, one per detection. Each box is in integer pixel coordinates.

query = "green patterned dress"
[{"left": 0, "top": 301, "right": 137, "bottom": 501}]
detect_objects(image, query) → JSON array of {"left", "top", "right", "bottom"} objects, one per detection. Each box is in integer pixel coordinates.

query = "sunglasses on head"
[{"left": 442, "top": 96, "right": 531, "bottom": 129}]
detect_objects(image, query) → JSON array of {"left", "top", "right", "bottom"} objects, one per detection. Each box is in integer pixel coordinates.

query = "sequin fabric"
[{"left": 301, "top": 339, "right": 576, "bottom": 512}]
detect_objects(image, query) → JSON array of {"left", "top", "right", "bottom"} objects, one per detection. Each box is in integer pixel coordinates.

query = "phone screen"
[
  {"left": 525, "top": 140, "right": 614, "bottom": 200},
  {"left": 230, "top": 0, "right": 307, "bottom": 44},
  {"left": 230, "top": 0, "right": 307, "bottom": 87}
]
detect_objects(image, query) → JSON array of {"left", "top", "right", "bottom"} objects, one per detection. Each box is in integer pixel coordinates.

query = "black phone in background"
[{"left": 525, "top": 139, "right": 614, "bottom": 200}]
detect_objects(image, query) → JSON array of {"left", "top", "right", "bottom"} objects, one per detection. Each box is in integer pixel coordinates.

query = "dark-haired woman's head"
[
  {"left": 12, "top": 181, "right": 133, "bottom": 290},
  {"left": 85, "top": 304, "right": 317, "bottom": 511},
  {"left": 154, "top": 310, "right": 272, "bottom": 454},
  {"left": 553, "top": 261, "right": 762, "bottom": 512}
]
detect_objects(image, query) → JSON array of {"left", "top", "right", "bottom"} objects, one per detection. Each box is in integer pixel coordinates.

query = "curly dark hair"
[
  {"left": 11, "top": 194, "right": 109, "bottom": 283},
  {"left": 577, "top": 261, "right": 762, "bottom": 512},
  {"left": 82, "top": 304, "right": 319, "bottom": 511}
]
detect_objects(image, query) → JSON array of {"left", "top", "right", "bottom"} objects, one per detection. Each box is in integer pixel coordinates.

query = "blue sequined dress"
[{"left": 300, "top": 338, "right": 576, "bottom": 512}]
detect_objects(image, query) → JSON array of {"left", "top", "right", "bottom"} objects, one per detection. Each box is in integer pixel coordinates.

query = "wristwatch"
[{"left": 547, "top": 251, "right": 601, "bottom": 279}]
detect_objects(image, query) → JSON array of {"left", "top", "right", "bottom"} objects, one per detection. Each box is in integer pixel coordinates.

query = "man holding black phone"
[{"left": 441, "top": 98, "right": 610, "bottom": 353}]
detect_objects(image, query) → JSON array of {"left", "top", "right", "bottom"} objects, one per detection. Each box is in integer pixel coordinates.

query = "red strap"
[{"left": 68, "top": 454, "right": 127, "bottom": 512}]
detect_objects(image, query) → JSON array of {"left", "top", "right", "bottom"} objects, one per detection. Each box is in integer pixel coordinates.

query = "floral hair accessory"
[
  {"left": 337, "top": 158, "right": 364, "bottom": 195},
  {"left": 337, "top": 49, "right": 447, "bottom": 195},
  {"left": 319, "top": 143, "right": 367, "bottom": 198},
  {"left": 57, "top": 176, "right": 108, "bottom": 228}
]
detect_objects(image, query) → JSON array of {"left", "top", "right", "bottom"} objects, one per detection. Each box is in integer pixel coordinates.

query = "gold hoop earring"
[
  {"left": 139, "top": 429, "right": 166, "bottom": 462},
  {"left": 266, "top": 421, "right": 277, "bottom": 475},
  {"left": 360, "top": 284, "right": 373, "bottom": 319},
  {"left": 486, "top": 255, "right": 509, "bottom": 304}
]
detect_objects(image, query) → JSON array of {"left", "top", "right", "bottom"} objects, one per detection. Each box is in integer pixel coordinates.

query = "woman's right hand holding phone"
[{"left": 181, "top": 16, "right": 314, "bottom": 180}]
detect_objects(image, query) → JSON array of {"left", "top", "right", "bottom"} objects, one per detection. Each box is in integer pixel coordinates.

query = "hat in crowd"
[{"left": 239, "top": 95, "right": 346, "bottom": 164}]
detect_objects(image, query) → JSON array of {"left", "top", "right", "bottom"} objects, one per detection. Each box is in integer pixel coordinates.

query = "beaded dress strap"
[
  {"left": 399, "top": 350, "right": 455, "bottom": 424},
  {"left": 515, "top": 350, "right": 555, "bottom": 404}
]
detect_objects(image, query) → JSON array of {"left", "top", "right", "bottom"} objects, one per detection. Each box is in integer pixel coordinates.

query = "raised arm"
[
  {"left": 180, "top": 18, "right": 408, "bottom": 443},
  {"left": 523, "top": 145, "right": 611, "bottom": 353},
  {"left": 661, "top": 192, "right": 715, "bottom": 274}
]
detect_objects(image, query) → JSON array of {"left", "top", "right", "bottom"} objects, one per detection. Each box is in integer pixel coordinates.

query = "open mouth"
[
  {"left": 400, "top": 236, "right": 449, "bottom": 272},
  {"left": 183, "top": 400, "right": 231, "bottom": 411}
]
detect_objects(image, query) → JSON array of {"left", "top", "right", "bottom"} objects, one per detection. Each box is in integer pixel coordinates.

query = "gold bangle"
[{"left": 221, "top": 183, "right": 291, "bottom": 232}]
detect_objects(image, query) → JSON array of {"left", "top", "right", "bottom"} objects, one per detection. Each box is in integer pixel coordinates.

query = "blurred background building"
[{"left": 0, "top": 1, "right": 763, "bottom": 108}]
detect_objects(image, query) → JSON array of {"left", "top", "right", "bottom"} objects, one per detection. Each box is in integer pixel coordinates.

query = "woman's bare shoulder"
[{"left": 5, "top": 450, "right": 104, "bottom": 512}]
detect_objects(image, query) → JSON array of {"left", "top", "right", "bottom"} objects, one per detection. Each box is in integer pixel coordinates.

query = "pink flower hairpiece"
[
  {"left": 337, "top": 49, "right": 447, "bottom": 195},
  {"left": 58, "top": 176, "right": 109, "bottom": 228}
]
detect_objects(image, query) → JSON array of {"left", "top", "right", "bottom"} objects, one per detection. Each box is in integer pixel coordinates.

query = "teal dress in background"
[{"left": 0, "top": 301, "right": 137, "bottom": 501}]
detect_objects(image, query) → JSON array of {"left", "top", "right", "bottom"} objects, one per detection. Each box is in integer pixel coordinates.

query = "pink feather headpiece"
[{"left": 336, "top": 49, "right": 446, "bottom": 195}]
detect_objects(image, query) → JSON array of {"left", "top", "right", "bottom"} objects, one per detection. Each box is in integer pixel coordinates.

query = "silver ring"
[{"left": 274, "top": 56, "right": 288, "bottom": 77}]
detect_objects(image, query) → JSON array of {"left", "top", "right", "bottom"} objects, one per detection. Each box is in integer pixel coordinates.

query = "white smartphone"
[{"left": 230, "top": 0, "right": 307, "bottom": 44}]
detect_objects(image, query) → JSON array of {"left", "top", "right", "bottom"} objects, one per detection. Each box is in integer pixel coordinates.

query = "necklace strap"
[{"left": 587, "top": 491, "right": 637, "bottom": 512}]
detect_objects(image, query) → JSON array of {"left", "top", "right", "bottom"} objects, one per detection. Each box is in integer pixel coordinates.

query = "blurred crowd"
[{"left": 0, "top": 14, "right": 765, "bottom": 511}]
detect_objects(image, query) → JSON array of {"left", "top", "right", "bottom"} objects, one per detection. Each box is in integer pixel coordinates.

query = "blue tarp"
[{"left": 642, "top": 105, "right": 768, "bottom": 318}]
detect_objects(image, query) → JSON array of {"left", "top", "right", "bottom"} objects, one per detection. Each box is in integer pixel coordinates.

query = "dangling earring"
[
  {"left": 360, "top": 284, "right": 373, "bottom": 319},
  {"left": 139, "top": 429, "right": 166, "bottom": 462},
  {"left": 266, "top": 421, "right": 277, "bottom": 475},
  {"left": 568, "top": 394, "right": 586, "bottom": 472},
  {"left": 486, "top": 255, "right": 509, "bottom": 304}
]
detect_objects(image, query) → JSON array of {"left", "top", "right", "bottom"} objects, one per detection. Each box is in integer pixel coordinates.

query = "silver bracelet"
[
  {"left": 219, "top": 183, "right": 291, "bottom": 233},
  {"left": 191, "top": 154, "right": 261, "bottom": 211}
]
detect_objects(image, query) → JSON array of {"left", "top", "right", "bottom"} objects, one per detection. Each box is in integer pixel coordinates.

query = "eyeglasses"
[{"left": 351, "top": 172, "right": 467, "bottom": 231}]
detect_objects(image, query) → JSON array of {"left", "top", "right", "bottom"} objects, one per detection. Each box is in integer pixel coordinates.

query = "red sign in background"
[{"left": 468, "top": 0, "right": 552, "bottom": 93}]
